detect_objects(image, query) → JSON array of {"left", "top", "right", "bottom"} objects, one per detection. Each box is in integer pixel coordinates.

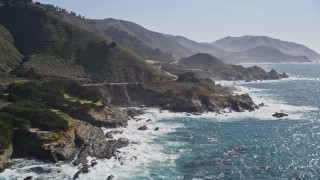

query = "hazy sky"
[{"left": 35, "top": 0, "right": 320, "bottom": 52}]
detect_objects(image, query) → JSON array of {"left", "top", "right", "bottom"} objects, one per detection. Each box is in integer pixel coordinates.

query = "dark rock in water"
[
  {"left": 258, "top": 103, "right": 265, "bottom": 107},
  {"left": 224, "top": 144, "right": 246, "bottom": 156},
  {"left": 154, "top": 127, "right": 160, "bottom": 131},
  {"left": 127, "top": 109, "right": 144, "bottom": 118},
  {"left": 146, "top": 119, "right": 152, "bottom": 122},
  {"left": 24, "top": 176, "right": 33, "bottom": 180},
  {"left": 91, "top": 159, "right": 98, "bottom": 167},
  {"left": 107, "top": 175, "right": 115, "bottom": 180},
  {"left": 73, "top": 164, "right": 89, "bottom": 179},
  {"left": 272, "top": 112, "right": 288, "bottom": 118},
  {"left": 138, "top": 125, "right": 148, "bottom": 130},
  {"left": 280, "top": 72, "right": 289, "bottom": 79},
  {"left": 135, "top": 118, "right": 143, "bottom": 122},
  {"left": 268, "top": 69, "right": 280, "bottom": 79}
]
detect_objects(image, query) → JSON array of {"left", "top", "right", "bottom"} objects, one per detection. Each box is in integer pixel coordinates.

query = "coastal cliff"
[{"left": 0, "top": 146, "right": 12, "bottom": 172}]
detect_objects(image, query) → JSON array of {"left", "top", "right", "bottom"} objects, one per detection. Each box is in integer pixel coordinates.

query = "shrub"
[{"left": 2, "top": 101, "right": 68, "bottom": 131}]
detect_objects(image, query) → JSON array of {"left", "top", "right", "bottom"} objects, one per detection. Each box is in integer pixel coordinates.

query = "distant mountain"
[
  {"left": 177, "top": 53, "right": 288, "bottom": 81},
  {"left": 166, "top": 35, "right": 228, "bottom": 58},
  {"left": 179, "top": 53, "right": 228, "bottom": 69},
  {"left": 224, "top": 46, "right": 310, "bottom": 64},
  {"left": 213, "top": 35, "right": 320, "bottom": 61}
]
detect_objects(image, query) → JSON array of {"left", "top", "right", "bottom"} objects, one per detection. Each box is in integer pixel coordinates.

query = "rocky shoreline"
[{"left": 0, "top": 75, "right": 288, "bottom": 178}]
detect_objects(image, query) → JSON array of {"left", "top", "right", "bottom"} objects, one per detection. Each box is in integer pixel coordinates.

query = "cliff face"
[
  {"left": 0, "top": 146, "right": 12, "bottom": 172},
  {"left": 106, "top": 73, "right": 257, "bottom": 114},
  {"left": 11, "top": 117, "right": 129, "bottom": 165}
]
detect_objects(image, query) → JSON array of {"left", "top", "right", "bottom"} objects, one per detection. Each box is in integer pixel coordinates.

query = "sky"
[{"left": 35, "top": 0, "right": 320, "bottom": 53}]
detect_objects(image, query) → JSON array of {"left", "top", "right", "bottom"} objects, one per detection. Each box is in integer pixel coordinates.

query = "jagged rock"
[
  {"left": 71, "top": 107, "right": 129, "bottom": 128},
  {"left": 146, "top": 119, "right": 152, "bottom": 122},
  {"left": 268, "top": 69, "right": 280, "bottom": 79},
  {"left": 73, "top": 164, "right": 89, "bottom": 179},
  {"left": 258, "top": 103, "right": 265, "bottom": 107},
  {"left": 272, "top": 112, "right": 288, "bottom": 118},
  {"left": 228, "top": 94, "right": 256, "bottom": 112},
  {"left": 73, "top": 121, "right": 129, "bottom": 166},
  {"left": 127, "top": 109, "right": 144, "bottom": 118},
  {"left": 280, "top": 72, "right": 289, "bottom": 78},
  {"left": 107, "top": 175, "right": 115, "bottom": 180},
  {"left": 154, "top": 127, "right": 159, "bottom": 131},
  {"left": 0, "top": 146, "right": 12, "bottom": 172},
  {"left": 138, "top": 125, "right": 148, "bottom": 131}
]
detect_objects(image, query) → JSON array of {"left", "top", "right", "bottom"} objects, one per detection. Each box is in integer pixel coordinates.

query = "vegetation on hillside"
[{"left": 0, "top": 0, "right": 164, "bottom": 82}]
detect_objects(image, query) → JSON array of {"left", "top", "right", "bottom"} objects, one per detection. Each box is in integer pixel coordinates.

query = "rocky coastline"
[{"left": 0, "top": 74, "right": 288, "bottom": 177}]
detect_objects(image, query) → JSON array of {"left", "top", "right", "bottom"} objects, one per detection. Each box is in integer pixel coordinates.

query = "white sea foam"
[
  {"left": 1, "top": 78, "right": 318, "bottom": 179},
  {"left": 0, "top": 109, "right": 185, "bottom": 180}
]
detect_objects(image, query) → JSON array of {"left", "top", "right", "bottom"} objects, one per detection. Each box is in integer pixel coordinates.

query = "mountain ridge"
[{"left": 213, "top": 35, "right": 320, "bottom": 61}]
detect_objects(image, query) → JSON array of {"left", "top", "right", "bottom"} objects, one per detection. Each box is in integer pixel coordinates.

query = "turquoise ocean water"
[{"left": 1, "top": 63, "right": 320, "bottom": 180}]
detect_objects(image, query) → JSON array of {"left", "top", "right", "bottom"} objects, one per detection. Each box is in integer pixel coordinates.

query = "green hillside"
[{"left": 0, "top": 0, "right": 164, "bottom": 82}]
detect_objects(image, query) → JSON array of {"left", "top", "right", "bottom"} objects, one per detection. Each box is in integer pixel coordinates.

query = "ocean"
[{"left": 1, "top": 63, "right": 320, "bottom": 180}]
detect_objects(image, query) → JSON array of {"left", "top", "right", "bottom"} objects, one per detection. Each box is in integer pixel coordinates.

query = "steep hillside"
[
  {"left": 0, "top": 24, "right": 23, "bottom": 76},
  {"left": 0, "top": 0, "right": 164, "bottom": 82},
  {"left": 213, "top": 35, "right": 320, "bottom": 60},
  {"left": 35, "top": 4, "right": 175, "bottom": 63},
  {"left": 224, "top": 46, "right": 310, "bottom": 64}
]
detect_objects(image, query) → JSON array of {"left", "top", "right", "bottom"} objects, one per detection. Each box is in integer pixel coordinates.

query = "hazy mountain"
[
  {"left": 167, "top": 35, "right": 228, "bottom": 58},
  {"left": 179, "top": 53, "right": 228, "bottom": 69},
  {"left": 224, "top": 46, "right": 310, "bottom": 64},
  {"left": 213, "top": 35, "right": 320, "bottom": 60},
  {"left": 177, "top": 53, "right": 288, "bottom": 80}
]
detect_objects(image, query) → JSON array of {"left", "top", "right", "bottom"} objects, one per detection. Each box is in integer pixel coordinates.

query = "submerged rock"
[
  {"left": 224, "top": 144, "right": 246, "bottom": 156},
  {"left": 154, "top": 127, "right": 160, "bottom": 131}
]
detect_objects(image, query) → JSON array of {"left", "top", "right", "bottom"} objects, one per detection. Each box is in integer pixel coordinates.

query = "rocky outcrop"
[
  {"left": 0, "top": 146, "right": 12, "bottom": 172},
  {"left": 227, "top": 94, "right": 257, "bottom": 112},
  {"left": 12, "top": 129, "right": 75, "bottom": 163},
  {"left": 73, "top": 121, "right": 129, "bottom": 165},
  {"left": 71, "top": 107, "right": 129, "bottom": 128},
  {"left": 11, "top": 117, "right": 129, "bottom": 169},
  {"left": 177, "top": 72, "right": 202, "bottom": 83},
  {"left": 127, "top": 108, "right": 145, "bottom": 118}
]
